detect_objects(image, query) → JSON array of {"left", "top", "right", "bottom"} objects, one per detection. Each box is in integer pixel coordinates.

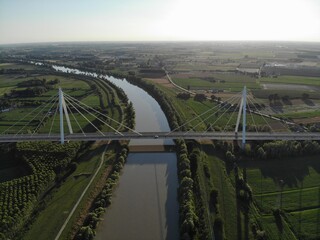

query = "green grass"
[
  {"left": 275, "top": 110, "right": 320, "bottom": 120},
  {"left": 287, "top": 208, "right": 320, "bottom": 240},
  {"left": 81, "top": 94, "right": 100, "bottom": 107},
  {"left": 245, "top": 157, "right": 320, "bottom": 195},
  {"left": 0, "top": 86, "right": 14, "bottom": 96},
  {"left": 256, "top": 187, "right": 319, "bottom": 213},
  {"left": 23, "top": 145, "right": 109, "bottom": 240},
  {"left": 0, "top": 74, "right": 26, "bottom": 88},
  {"left": 0, "top": 73, "right": 124, "bottom": 134},
  {"left": 172, "top": 77, "right": 260, "bottom": 91},
  {"left": 260, "top": 76, "right": 320, "bottom": 86},
  {"left": 0, "top": 63, "right": 42, "bottom": 70},
  {"left": 202, "top": 144, "right": 238, "bottom": 240},
  {"left": 260, "top": 215, "right": 297, "bottom": 240},
  {"left": 238, "top": 157, "right": 320, "bottom": 239},
  {"left": 252, "top": 89, "right": 320, "bottom": 99}
]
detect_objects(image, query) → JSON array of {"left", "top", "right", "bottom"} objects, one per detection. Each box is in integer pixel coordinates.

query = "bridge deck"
[{"left": 0, "top": 132, "right": 320, "bottom": 142}]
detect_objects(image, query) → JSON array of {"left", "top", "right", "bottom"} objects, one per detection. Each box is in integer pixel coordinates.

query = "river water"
[{"left": 51, "top": 65, "right": 179, "bottom": 240}]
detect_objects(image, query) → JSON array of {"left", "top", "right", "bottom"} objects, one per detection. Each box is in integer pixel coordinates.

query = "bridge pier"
[
  {"left": 235, "top": 86, "right": 247, "bottom": 150},
  {"left": 59, "top": 88, "right": 64, "bottom": 144},
  {"left": 242, "top": 86, "right": 247, "bottom": 149},
  {"left": 59, "top": 88, "right": 73, "bottom": 144}
]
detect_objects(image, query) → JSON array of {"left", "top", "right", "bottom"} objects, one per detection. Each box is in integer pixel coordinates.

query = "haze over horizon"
[{"left": 1, "top": 0, "right": 320, "bottom": 45}]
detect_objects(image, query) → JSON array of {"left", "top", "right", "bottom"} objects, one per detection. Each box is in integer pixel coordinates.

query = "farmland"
[
  {"left": 0, "top": 41, "right": 320, "bottom": 240},
  {"left": 239, "top": 157, "right": 320, "bottom": 240},
  {"left": 0, "top": 62, "right": 131, "bottom": 239}
]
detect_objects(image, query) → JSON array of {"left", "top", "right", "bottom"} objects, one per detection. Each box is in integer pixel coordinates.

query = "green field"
[
  {"left": 0, "top": 69, "right": 125, "bottom": 134},
  {"left": 172, "top": 77, "right": 260, "bottom": 91},
  {"left": 260, "top": 75, "right": 320, "bottom": 86},
  {"left": 0, "top": 62, "right": 128, "bottom": 239},
  {"left": 0, "top": 63, "right": 43, "bottom": 70},
  {"left": 240, "top": 157, "right": 320, "bottom": 240},
  {"left": 23, "top": 145, "right": 114, "bottom": 240}
]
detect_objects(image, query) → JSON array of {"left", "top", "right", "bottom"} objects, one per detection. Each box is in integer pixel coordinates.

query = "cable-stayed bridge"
[{"left": 1, "top": 87, "right": 319, "bottom": 146}]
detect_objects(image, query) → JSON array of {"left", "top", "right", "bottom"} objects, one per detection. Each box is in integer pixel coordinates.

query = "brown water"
[{"left": 95, "top": 153, "right": 178, "bottom": 240}]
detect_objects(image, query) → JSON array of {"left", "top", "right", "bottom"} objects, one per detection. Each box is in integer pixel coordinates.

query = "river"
[{"left": 51, "top": 65, "right": 179, "bottom": 240}]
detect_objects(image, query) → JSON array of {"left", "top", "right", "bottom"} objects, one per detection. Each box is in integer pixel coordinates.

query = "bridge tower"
[
  {"left": 235, "top": 86, "right": 247, "bottom": 149},
  {"left": 59, "top": 88, "right": 73, "bottom": 144}
]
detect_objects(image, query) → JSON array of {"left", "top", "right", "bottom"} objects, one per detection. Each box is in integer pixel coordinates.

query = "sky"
[{"left": 0, "top": 0, "right": 320, "bottom": 44}]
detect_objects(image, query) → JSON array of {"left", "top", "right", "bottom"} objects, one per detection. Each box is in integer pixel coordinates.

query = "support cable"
[
  {"left": 184, "top": 95, "right": 241, "bottom": 135},
  {"left": 64, "top": 95, "right": 122, "bottom": 135},
  {"left": 64, "top": 97, "right": 105, "bottom": 136},
  {"left": 64, "top": 93, "right": 141, "bottom": 135},
  {"left": 199, "top": 96, "right": 242, "bottom": 135},
  {"left": 14, "top": 94, "right": 58, "bottom": 136},
  {"left": 168, "top": 92, "right": 242, "bottom": 134},
  {"left": 223, "top": 101, "right": 239, "bottom": 132},
  {"left": 247, "top": 94, "right": 294, "bottom": 131},
  {"left": 247, "top": 96, "right": 274, "bottom": 132},
  {"left": 66, "top": 102, "right": 86, "bottom": 136},
  {"left": 246, "top": 101, "right": 258, "bottom": 133},
  {"left": 32, "top": 98, "right": 58, "bottom": 135},
  {"left": 1, "top": 94, "right": 57, "bottom": 135},
  {"left": 48, "top": 102, "right": 59, "bottom": 136}
]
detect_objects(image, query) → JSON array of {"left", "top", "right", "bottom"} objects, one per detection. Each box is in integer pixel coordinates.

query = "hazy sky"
[{"left": 1, "top": 0, "right": 320, "bottom": 44}]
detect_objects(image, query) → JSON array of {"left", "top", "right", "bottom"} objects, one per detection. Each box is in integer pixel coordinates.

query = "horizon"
[
  {"left": 1, "top": 0, "right": 320, "bottom": 44},
  {"left": 1, "top": 39, "right": 320, "bottom": 47}
]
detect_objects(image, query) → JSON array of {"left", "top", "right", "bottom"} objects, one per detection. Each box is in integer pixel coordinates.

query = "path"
[{"left": 54, "top": 144, "right": 109, "bottom": 240}]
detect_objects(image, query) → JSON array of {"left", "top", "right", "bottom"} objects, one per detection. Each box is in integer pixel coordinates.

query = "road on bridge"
[{"left": 1, "top": 131, "right": 320, "bottom": 143}]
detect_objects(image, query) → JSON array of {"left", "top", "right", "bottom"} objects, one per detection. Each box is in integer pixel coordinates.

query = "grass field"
[
  {"left": 151, "top": 75, "right": 320, "bottom": 239},
  {"left": 0, "top": 63, "right": 43, "bottom": 70},
  {"left": 202, "top": 144, "right": 239, "bottom": 239},
  {"left": 287, "top": 208, "right": 320, "bottom": 240},
  {"left": 0, "top": 63, "right": 127, "bottom": 239},
  {"left": 0, "top": 71, "right": 125, "bottom": 134},
  {"left": 23, "top": 144, "right": 113, "bottom": 240},
  {"left": 260, "top": 75, "right": 320, "bottom": 86},
  {"left": 172, "top": 77, "right": 260, "bottom": 91},
  {"left": 239, "top": 157, "right": 320, "bottom": 240}
]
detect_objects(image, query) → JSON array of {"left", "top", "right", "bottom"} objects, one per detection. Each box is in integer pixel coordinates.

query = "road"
[{"left": 1, "top": 131, "right": 320, "bottom": 142}]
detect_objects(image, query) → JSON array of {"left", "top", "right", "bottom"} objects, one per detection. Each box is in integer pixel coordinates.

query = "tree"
[
  {"left": 194, "top": 93, "right": 206, "bottom": 102},
  {"left": 302, "top": 93, "right": 309, "bottom": 99},
  {"left": 256, "top": 147, "right": 266, "bottom": 159},
  {"left": 77, "top": 226, "right": 95, "bottom": 240}
]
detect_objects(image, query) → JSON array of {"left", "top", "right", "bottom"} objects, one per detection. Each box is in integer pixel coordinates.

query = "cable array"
[{"left": 1, "top": 89, "right": 140, "bottom": 137}]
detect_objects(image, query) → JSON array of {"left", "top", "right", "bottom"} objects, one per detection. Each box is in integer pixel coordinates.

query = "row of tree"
[
  {"left": 176, "top": 140, "right": 197, "bottom": 239},
  {"left": 254, "top": 140, "right": 320, "bottom": 160},
  {"left": 76, "top": 143, "right": 129, "bottom": 240},
  {"left": 0, "top": 142, "right": 80, "bottom": 238}
]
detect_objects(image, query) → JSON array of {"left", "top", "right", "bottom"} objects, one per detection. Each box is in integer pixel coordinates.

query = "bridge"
[
  {"left": 1, "top": 132, "right": 320, "bottom": 143},
  {"left": 0, "top": 86, "right": 319, "bottom": 147}
]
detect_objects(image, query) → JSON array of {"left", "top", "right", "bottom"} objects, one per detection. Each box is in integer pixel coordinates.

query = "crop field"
[
  {"left": 155, "top": 83, "right": 286, "bottom": 132},
  {"left": 23, "top": 144, "right": 114, "bottom": 240},
  {"left": 0, "top": 61, "right": 128, "bottom": 239},
  {"left": 0, "top": 67, "right": 125, "bottom": 134},
  {"left": 0, "top": 63, "right": 43, "bottom": 70},
  {"left": 239, "top": 157, "right": 320, "bottom": 240},
  {"left": 260, "top": 76, "right": 320, "bottom": 86}
]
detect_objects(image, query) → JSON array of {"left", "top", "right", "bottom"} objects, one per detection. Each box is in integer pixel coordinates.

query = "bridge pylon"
[
  {"left": 59, "top": 87, "right": 73, "bottom": 144},
  {"left": 235, "top": 86, "right": 247, "bottom": 149}
]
